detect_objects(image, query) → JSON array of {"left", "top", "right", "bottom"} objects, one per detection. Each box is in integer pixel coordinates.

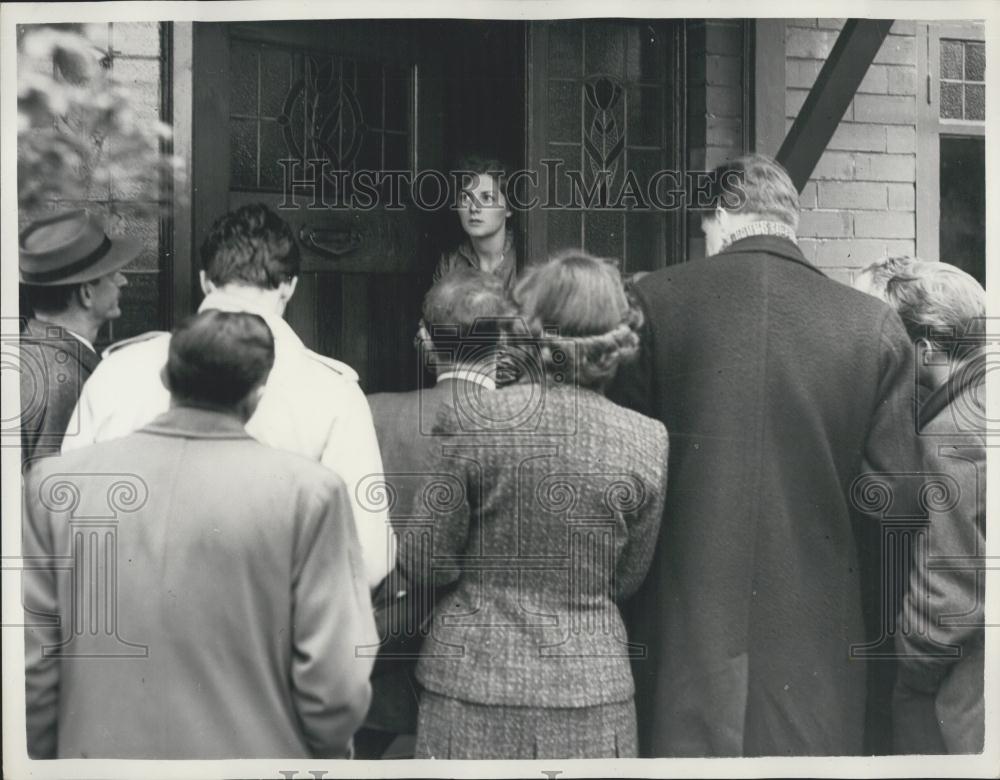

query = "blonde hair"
[
  {"left": 512, "top": 250, "right": 642, "bottom": 388},
  {"left": 866, "top": 256, "right": 985, "bottom": 355}
]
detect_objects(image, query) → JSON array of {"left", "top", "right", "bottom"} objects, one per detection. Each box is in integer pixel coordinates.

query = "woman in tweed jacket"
[{"left": 402, "top": 251, "right": 669, "bottom": 759}]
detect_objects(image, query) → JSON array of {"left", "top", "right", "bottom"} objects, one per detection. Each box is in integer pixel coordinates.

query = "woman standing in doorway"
[{"left": 434, "top": 154, "right": 518, "bottom": 291}]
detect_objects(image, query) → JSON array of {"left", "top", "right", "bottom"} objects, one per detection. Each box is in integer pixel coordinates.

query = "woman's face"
[{"left": 458, "top": 173, "right": 510, "bottom": 241}]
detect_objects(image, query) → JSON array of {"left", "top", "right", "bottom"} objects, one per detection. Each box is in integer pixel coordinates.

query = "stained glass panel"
[
  {"left": 549, "top": 22, "right": 582, "bottom": 78},
  {"left": 230, "top": 38, "right": 413, "bottom": 191}
]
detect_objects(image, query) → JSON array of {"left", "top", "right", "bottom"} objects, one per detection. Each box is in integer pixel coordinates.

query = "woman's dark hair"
[
  {"left": 200, "top": 203, "right": 301, "bottom": 290},
  {"left": 453, "top": 153, "right": 514, "bottom": 209},
  {"left": 165, "top": 310, "right": 275, "bottom": 406}
]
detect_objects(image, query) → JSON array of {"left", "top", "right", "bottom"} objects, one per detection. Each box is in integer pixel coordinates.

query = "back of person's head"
[
  {"left": 872, "top": 258, "right": 985, "bottom": 353},
  {"left": 854, "top": 255, "right": 919, "bottom": 299},
  {"left": 23, "top": 284, "right": 77, "bottom": 317},
  {"left": 512, "top": 250, "right": 641, "bottom": 388},
  {"left": 165, "top": 310, "right": 275, "bottom": 408},
  {"left": 423, "top": 267, "right": 510, "bottom": 344},
  {"left": 200, "top": 204, "right": 300, "bottom": 290},
  {"left": 706, "top": 153, "right": 800, "bottom": 230}
]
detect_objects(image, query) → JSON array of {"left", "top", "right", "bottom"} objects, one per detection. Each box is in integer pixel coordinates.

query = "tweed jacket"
[
  {"left": 61, "top": 291, "right": 391, "bottom": 589},
  {"left": 23, "top": 407, "right": 377, "bottom": 759},
  {"left": 404, "top": 382, "right": 668, "bottom": 708},
  {"left": 610, "top": 235, "right": 932, "bottom": 756},
  {"left": 895, "top": 358, "right": 986, "bottom": 753},
  {"left": 19, "top": 318, "right": 100, "bottom": 467}
]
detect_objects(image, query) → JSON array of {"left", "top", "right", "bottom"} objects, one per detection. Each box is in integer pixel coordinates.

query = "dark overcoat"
[
  {"left": 19, "top": 318, "right": 100, "bottom": 466},
  {"left": 610, "top": 235, "right": 926, "bottom": 756}
]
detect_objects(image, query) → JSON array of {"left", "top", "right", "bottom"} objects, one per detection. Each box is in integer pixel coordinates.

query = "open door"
[{"left": 189, "top": 20, "right": 446, "bottom": 392}]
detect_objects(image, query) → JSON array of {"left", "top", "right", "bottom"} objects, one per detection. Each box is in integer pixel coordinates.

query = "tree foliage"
[{"left": 17, "top": 24, "right": 183, "bottom": 214}]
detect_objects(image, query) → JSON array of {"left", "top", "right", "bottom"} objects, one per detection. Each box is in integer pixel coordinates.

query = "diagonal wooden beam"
[{"left": 777, "top": 19, "right": 895, "bottom": 192}]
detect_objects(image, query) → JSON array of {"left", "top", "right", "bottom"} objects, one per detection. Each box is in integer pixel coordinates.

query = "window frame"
[{"left": 915, "top": 20, "right": 985, "bottom": 262}]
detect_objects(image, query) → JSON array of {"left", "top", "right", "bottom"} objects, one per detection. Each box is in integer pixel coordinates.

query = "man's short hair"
[
  {"left": 422, "top": 267, "right": 510, "bottom": 348},
  {"left": 23, "top": 283, "right": 77, "bottom": 316},
  {"left": 165, "top": 310, "right": 275, "bottom": 406},
  {"left": 705, "top": 153, "right": 800, "bottom": 231},
  {"left": 869, "top": 257, "right": 986, "bottom": 352},
  {"left": 200, "top": 204, "right": 301, "bottom": 289}
]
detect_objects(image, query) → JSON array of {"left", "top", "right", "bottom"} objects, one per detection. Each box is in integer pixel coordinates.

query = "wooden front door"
[{"left": 190, "top": 21, "right": 446, "bottom": 392}]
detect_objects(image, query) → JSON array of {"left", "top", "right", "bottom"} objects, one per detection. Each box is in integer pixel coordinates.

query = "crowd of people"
[{"left": 17, "top": 153, "right": 986, "bottom": 760}]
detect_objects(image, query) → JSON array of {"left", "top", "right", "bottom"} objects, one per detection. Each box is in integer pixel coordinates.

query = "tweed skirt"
[{"left": 414, "top": 691, "right": 637, "bottom": 759}]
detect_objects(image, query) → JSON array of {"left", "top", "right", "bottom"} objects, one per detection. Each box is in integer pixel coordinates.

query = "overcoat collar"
[
  {"left": 715, "top": 234, "right": 827, "bottom": 278},
  {"left": 139, "top": 406, "right": 253, "bottom": 440},
  {"left": 22, "top": 317, "right": 101, "bottom": 374}
]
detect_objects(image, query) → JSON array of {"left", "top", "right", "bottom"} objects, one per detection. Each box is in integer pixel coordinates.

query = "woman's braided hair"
[{"left": 512, "top": 250, "right": 642, "bottom": 389}]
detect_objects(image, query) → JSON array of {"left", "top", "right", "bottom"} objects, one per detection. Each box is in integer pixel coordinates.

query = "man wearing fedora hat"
[{"left": 18, "top": 209, "right": 139, "bottom": 466}]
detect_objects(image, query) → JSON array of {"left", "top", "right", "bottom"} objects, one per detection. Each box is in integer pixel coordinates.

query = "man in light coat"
[
  {"left": 63, "top": 204, "right": 392, "bottom": 588},
  {"left": 24, "top": 310, "right": 376, "bottom": 759}
]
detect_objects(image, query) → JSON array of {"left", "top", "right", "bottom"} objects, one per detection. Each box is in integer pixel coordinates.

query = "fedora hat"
[{"left": 19, "top": 209, "right": 142, "bottom": 286}]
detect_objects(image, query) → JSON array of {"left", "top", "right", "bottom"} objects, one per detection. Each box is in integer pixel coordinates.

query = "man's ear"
[
  {"left": 76, "top": 281, "right": 95, "bottom": 311},
  {"left": 199, "top": 271, "right": 214, "bottom": 296},
  {"left": 278, "top": 276, "right": 299, "bottom": 304}
]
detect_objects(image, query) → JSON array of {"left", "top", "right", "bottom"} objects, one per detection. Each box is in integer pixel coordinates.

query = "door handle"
[{"left": 298, "top": 225, "right": 363, "bottom": 259}]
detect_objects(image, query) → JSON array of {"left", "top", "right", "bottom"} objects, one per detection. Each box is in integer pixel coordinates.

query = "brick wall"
[
  {"left": 785, "top": 19, "right": 918, "bottom": 285},
  {"left": 687, "top": 19, "right": 748, "bottom": 260}
]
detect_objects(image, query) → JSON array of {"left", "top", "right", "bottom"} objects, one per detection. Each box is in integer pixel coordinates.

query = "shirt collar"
[
  {"left": 65, "top": 329, "right": 96, "bottom": 353},
  {"left": 198, "top": 290, "right": 304, "bottom": 349},
  {"left": 436, "top": 369, "right": 496, "bottom": 390}
]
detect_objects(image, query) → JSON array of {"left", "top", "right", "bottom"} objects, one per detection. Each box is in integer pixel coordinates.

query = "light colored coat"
[
  {"left": 62, "top": 291, "right": 392, "bottom": 588},
  {"left": 24, "top": 407, "right": 377, "bottom": 759}
]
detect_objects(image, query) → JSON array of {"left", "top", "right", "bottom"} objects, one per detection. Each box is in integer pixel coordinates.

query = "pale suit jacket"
[{"left": 24, "top": 407, "right": 377, "bottom": 759}]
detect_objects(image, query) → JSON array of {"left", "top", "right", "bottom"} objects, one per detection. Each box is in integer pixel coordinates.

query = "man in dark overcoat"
[
  {"left": 610, "top": 154, "right": 931, "bottom": 756},
  {"left": 18, "top": 209, "right": 138, "bottom": 465}
]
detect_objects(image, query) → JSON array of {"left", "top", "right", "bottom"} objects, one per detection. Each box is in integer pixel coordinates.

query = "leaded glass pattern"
[
  {"left": 940, "top": 39, "right": 985, "bottom": 121},
  {"left": 545, "top": 21, "right": 669, "bottom": 273},
  {"left": 230, "top": 38, "right": 412, "bottom": 191}
]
